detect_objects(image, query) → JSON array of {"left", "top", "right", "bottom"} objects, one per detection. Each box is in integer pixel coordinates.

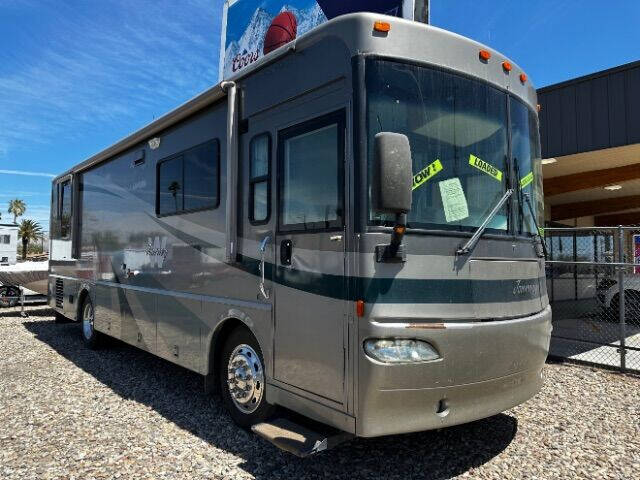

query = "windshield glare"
[{"left": 366, "top": 59, "right": 542, "bottom": 235}]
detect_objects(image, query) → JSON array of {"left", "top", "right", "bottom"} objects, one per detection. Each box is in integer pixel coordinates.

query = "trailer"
[{"left": 48, "top": 13, "right": 550, "bottom": 455}]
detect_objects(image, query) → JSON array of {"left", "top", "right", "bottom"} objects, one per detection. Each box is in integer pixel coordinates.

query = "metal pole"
[
  {"left": 617, "top": 226, "right": 626, "bottom": 373},
  {"left": 19, "top": 286, "right": 27, "bottom": 318}
]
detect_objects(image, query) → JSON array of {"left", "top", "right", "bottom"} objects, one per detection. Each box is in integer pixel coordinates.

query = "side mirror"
[{"left": 372, "top": 132, "right": 413, "bottom": 215}]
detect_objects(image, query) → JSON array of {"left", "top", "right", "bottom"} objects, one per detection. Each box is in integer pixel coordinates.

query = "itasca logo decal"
[
  {"left": 146, "top": 237, "right": 168, "bottom": 268},
  {"left": 513, "top": 279, "right": 537, "bottom": 296}
]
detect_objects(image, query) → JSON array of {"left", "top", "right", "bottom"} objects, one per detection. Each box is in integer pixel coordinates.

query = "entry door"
[{"left": 273, "top": 110, "right": 347, "bottom": 404}]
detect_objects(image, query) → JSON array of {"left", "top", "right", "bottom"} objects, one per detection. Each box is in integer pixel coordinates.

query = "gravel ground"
[{"left": 1, "top": 305, "right": 638, "bottom": 480}]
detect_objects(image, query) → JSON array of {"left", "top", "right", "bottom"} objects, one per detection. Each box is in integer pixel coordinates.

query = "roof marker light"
[
  {"left": 374, "top": 21, "right": 391, "bottom": 33},
  {"left": 479, "top": 50, "right": 491, "bottom": 61},
  {"left": 502, "top": 61, "right": 512, "bottom": 72},
  {"left": 520, "top": 73, "right": 527, "bottom": 84}
]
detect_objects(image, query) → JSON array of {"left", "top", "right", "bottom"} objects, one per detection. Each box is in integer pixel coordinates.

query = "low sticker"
[
  {"left": 439, "top": 177, "right": 469, "bottom": 223},
  {"left": 412, "top": 159, "right": 443, "bottom": 190},
  {"left": 469, "top": 154, "right": 503, "bottom": 181},
  {"left": 520, "top": 171, "right": 534, "bottom": 188}
]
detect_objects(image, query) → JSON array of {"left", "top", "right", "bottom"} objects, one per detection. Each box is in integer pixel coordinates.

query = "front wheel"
[
  {"left": 80, "top": 297, "right": 101, "bottom": 349},
  {"left": 220, "top": 327, "right": 275, "bottom": 428}
]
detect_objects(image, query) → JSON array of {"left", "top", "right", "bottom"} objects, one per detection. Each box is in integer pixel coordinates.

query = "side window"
[
  {"left": 60, "top": 180, "right": 72, "bottom": 239},
  {"left": 158, "top": 156, "right": 184, "bottom": 216},
  {"left": 184, "top": 140, "right": 219, "bottom": 211},
  {"left": 279, "top": 111, "right": 344, "bottom": 231},
  {"left": 249, "top": 134, "right": 270, "bottom": 223},
  {"left": 157, "top": 139, "right": 219, "bottom": 216}
]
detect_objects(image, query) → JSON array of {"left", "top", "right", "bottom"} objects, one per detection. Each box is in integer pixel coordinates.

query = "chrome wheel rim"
[
  {"left": 82, "top": 302, "right": 94, "bottom": 340},
  {"left": 227, "top": 344, "right": 264, "bottom": 414}
]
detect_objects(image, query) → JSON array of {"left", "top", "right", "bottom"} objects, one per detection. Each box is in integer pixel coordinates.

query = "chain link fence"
[{"left": 546, "top": 226, "right": 640, "bottom": 373}]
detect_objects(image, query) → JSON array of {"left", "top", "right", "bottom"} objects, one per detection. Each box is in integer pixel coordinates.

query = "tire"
[
  {"left": 79, "top": 296, "right": 101, "bottom": 349},
  {"left": 219, "top": 327, "right": 275, "bottom": 428},
  {"left": 0, "top": 286, "right": 20, "bottom": 308},
  {"left": 611, "top": 291, "right": 640, "bottom": 325}
]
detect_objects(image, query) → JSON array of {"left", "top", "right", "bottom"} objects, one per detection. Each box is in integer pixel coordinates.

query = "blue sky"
[{"left": 1, "top": 0, "right": 639, "bottom": 231}]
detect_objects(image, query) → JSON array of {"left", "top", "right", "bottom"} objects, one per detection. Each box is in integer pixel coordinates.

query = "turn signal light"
[
  {"left": 356, "top": 300, "right": 365, "bottom": 317},
  {"left": 374, "top": 21, "right": 391, "bottom": 33},
  {"left": 479, "top": 49, "right": 491, "bottom": 61},
  {"left": 520, "top": 73, "right": 527, "bottom": 83},
  {"left": 502, "top": 61, "right": 512, "bottom": 72}
]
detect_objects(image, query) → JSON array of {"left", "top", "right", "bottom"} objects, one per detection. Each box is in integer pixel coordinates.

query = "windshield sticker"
[
  {"left": 468, "top": 154, "right": 503, "bottom": 181},
  {"left": 412, "top": 159, "right": 443, "bottom": 191},
  {"left": 439, "top": 177, "right": 469, "bottom": 223},
  {"left": 520, "top": 171, "right": 534, "bottom": 188}
]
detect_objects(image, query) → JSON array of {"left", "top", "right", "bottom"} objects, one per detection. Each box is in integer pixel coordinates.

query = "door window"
[
  {"left": 60, "top": 180, "right": 72, "bottom": 239},
  {"left": 278, "top": 111, "right": 344, "bottom": 232},
  {"left": 249, "top": 134, "right": 270, "bottom": 223}
]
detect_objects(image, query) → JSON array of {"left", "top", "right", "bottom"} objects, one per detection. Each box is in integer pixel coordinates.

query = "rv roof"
[{"left": 55, "top": 12, "right": 536, "bottom": 180}]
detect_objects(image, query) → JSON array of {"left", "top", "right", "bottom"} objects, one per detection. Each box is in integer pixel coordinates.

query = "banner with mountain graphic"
[{"left": 219, "top": 0, "right": 413, "bottom": 79}]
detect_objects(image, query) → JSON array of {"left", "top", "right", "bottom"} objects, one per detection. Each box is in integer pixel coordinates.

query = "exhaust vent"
[{"left": 55, "top": 279, "right": 64, "bottom": 308}]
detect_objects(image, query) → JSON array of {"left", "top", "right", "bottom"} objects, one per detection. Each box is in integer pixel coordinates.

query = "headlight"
[{"left": 364, "top": 338, "right": 440, "bottom": 364}]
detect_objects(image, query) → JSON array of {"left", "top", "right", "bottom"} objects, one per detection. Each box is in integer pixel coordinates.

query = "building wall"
[
  {"left": 0, "top": 225, "right": 18, "bottom": 265},
  {"left": 538, "top": 60, "right": 640, "bottom": 159}
]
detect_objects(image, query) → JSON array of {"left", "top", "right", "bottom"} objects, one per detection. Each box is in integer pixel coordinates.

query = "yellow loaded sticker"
[
  {"left": 412, "top": 159, "right": 443, "bottom": 190},
  {"left": 468, "top": 154, "right": 502, "bottom": 181},
  {"left": 520, "top": 171, "right": 534, "bottom": 188}
]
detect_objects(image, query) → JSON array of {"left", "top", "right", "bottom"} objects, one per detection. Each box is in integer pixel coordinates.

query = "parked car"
[{"left": 596, "top": 276, "right": 640, "bottom": 324}]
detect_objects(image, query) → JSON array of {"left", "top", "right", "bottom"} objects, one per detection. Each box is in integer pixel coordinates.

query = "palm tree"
[
  {"left": 168, "top": 181, "right": 181, "bottom": 211},
  {"left": 18, "top": 219, "right": 43, "bottom": 260},
  {"left": 8, "top": 199, "right": 26, "bottom": 224}
]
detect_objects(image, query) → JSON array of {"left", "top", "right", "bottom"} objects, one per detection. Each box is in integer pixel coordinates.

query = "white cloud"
[{"left": 0, "top": 169, "right": 56, "bottom": 178}]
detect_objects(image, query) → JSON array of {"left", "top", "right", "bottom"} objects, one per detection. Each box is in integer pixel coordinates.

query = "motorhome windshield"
[{"left": 366, "top": 59, "right": 542, "bottom": 234}]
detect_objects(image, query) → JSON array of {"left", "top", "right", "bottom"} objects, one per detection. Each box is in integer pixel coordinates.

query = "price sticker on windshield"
[
  {"left": 520, "top": 171, "right": 534, "bottom": 188},
  {"left": 412, "top": 159, "right": 443, "bottom": 191},
  {"left": 469, "top": 154, "right": 503, "bottom": 181}
]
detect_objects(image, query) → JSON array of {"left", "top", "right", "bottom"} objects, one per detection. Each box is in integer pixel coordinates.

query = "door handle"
[
  {"left": 258, "top": 235, "right": 271, "bottom": 300},
  {"left": 280, "top": 239, "right": 292, "bottom": 266}
]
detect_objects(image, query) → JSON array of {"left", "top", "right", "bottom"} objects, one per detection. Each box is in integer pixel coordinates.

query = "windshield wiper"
[
  {"left": 523, "top": 192, "right": 548, "bottom": 259},
  {"left": 514, "top": 160, "right": 548, "bottom": 259},
  {"left": 456, "top": 189, "right": 513, "bottom": 256}
]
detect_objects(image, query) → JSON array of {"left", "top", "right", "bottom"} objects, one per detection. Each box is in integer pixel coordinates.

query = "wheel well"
[{"left": 208, "top": 318, "right": 247, "bottom": 390}]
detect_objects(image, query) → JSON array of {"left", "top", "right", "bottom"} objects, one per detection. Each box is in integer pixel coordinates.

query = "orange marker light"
[
  {"left": 520, "top": 73, "right": 527, "bottom": 83},
  {"left": 356, "top": 300, "right": 365, "bottom": 317},
  {"left": 374, "top": 21, "right": 391, "bottom": 33},
  {"left": 502, "top": 61, "right": 512, "bottom": 72},
  {"left": 479, "top": 49, "right": 491, "bottom": 61}
]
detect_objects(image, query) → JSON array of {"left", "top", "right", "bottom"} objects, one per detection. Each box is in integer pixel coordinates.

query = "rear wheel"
[
  {"left": 80, "top": 297, "right": 101, "bottom": 349},
  {"left": 219, "top": 327, "right": 275, "bottom": 428},
  {"left": 611, "top": 290, "right": 640, "bottom": 325}
]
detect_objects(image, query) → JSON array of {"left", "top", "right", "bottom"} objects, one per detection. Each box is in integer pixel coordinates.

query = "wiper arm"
[
  {"left": 514, "top": 160, "right": 548, "bottom": 259},
  {"left": 456, "top": 189, "right": 513, "bottom": 256},
  {"left": 523, "top": 192, "right": 548, "bottom": 259}
]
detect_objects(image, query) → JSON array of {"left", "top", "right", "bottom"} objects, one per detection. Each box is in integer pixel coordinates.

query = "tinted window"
[
  {"left": 249, "top": 134, "right": 270, "bottom": 223},
  {"left": 511, "top": 98, "right": 543, "bottom": 235},
  {"left": 280, "top": 114, "right": 343, "bottom": 231},
  {"left": 184, "top": 141, "right": 219, "bottom": 211},
  {"left": 157, "top": 140, "right": 219, "bottom": 216},
  {"left": 158, "top": 156, "right": 183, "bottom": 215},
  {"left": 60, "top": 180, "right": 72, "bottom": 238},
  {"left": 367, "top": 60, "right": 509, "bottom": 232}
]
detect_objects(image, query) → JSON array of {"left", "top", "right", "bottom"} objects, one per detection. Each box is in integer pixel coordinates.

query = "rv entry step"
[{"left": 251, "top": 417, "right": 353, "bottom": 457}]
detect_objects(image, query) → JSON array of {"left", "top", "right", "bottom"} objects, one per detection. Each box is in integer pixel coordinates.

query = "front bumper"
[{"left": 356, "top": 305, "right": 552, "bottom": 437}]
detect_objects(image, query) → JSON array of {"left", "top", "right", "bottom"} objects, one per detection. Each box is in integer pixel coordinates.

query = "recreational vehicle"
[{"left": 49, "top": 13, "right": 551, "bottom": 453}]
